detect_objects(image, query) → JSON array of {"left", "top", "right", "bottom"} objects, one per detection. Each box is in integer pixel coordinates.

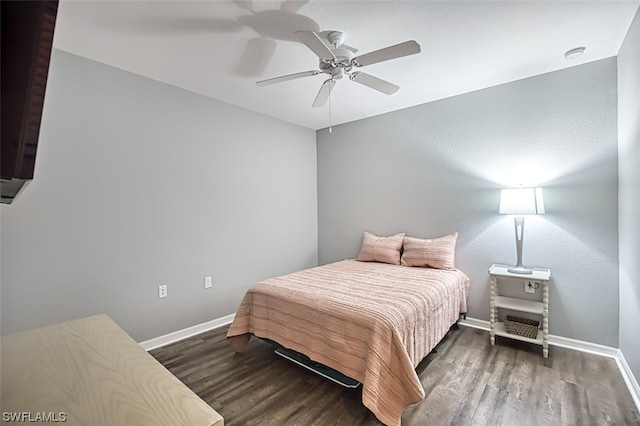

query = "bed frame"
[{"left": 260, "top": 313, "right": 466, "bottom": 390}]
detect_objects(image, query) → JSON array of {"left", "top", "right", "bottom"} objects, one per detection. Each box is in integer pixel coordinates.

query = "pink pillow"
[
  {"left": 401, "top": 233, "right": 458, "bottom": 270},
  {"left": 356, "top": 232, "right": 405, "bottom": 265}
]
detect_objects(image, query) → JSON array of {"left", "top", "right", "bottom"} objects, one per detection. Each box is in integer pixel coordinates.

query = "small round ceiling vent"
[{"left": 565, "top": 47, "right": 586, "bottom": 60}]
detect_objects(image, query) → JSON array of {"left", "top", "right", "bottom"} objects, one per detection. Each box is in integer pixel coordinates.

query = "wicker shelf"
[{"left": 494, "top": 322, "right": 543, "bottom": 344}]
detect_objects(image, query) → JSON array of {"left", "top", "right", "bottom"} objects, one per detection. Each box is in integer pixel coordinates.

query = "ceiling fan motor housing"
[{"left": 319, "top": 47, "right": 355, "bottom": 79}]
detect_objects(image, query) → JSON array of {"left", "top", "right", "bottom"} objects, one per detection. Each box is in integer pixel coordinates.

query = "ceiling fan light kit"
[{"left": 255, "top": 30, "right": 421, "bottom": 108}]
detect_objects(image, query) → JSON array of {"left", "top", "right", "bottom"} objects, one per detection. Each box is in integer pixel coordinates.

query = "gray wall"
[
  {"left": 618, "top": 9, "right": 640, "bottom": 382},
  {"left": 0, "top": 50, "right": 318, "bottom": 341},
  {"left": 318, "top": 58, "right": 619, "bottom": 346},
  {"left": 0, "top": 45, "right": 627, "bottom": 352}
]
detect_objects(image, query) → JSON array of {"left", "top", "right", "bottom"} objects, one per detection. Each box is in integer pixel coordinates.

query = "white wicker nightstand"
[{"left": 488, "top": 264, "right": 551, "bottom": 358}]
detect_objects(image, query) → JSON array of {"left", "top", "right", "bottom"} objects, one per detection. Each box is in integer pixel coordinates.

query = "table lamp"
[{"left": 499, "top": 187, "right": 545, "bottom": 274}]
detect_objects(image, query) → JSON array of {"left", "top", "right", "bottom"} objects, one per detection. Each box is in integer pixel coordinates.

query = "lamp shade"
[{"left": 499, "top": 187, "right": 545, "bottom": 215}]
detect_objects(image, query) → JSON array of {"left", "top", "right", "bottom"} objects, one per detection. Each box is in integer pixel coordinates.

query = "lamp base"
[{"left": 507, "top": 266, "right": 533, "bottom": 275}]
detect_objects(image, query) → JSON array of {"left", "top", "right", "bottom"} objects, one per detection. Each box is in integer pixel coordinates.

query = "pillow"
[
  {"left": 356, "top": 232, "right": 405, "bottom": 265},
  {"left": 400, "top": 232, "right": 458, "bottom": 270}
]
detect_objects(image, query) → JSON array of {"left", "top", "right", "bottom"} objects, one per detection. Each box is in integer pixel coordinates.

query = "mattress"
[{"left": 227, "top": 259, "right": 470, "bottom": 426}]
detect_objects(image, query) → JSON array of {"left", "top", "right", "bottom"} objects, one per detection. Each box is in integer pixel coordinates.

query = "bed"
[{"left": 227, "top": 232, "right": 470, "bottom": 426}]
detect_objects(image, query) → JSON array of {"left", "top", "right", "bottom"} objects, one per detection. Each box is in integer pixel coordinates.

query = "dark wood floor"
[{"left": 150, "top": 325, "right": 640, "bottom": 426}]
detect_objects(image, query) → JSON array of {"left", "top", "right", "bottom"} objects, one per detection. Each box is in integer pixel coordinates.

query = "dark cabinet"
[{"left": 1, "top": 1, "right": 58, "bottom": 203}]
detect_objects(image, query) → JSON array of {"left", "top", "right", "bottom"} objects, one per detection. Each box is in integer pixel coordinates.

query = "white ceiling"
[{"left": 53, "top": 0, "right": 639, "bottom": 130}]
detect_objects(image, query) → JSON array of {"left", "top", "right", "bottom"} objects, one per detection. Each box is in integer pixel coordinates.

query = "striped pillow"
[
  {"left": 356, "top": 232, "right": 405, "bottom": 265},
  {"left": 401, "top": 233, "right": 458, "bottom": 270}
]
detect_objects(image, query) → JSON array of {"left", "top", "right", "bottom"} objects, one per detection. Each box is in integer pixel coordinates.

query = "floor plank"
[{"left": 150, "top": 326, "right": 640, "bottom": 426}]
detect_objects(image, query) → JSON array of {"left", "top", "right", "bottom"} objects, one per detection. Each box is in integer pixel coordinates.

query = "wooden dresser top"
[{"left": 1, "top": 314, "right": 223, "bottom": 426}]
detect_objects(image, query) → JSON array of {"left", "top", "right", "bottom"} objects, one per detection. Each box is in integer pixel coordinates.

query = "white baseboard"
[
  {"left": 459, "top": 317, "right": 490, "bottom": 331},
  {"left": 616, "top": 349, "right": 640, "bottom": 412},
  {"left": 460, "top": 317, "right": 640, "bottom": 412},
  {"left": 549, "top": 333, "right": 619, "bottom": 358},
  {"left": 460, "top": 317, "right": 618, "bottom": 357},
  {"left": 139, "top": 313, "right": 235, "bottom": 351}
]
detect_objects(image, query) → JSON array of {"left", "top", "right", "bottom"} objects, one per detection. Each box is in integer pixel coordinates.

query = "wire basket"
[{"left": 504, "top": 315, "right": 540, "bottom": 339}]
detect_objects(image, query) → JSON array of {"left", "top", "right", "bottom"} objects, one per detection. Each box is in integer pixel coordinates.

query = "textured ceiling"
[{"left": 53, "top": 0, "right": 639, "bottom": 130}]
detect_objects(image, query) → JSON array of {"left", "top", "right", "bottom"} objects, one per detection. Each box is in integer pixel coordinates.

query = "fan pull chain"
[{"left": 328, "top": 90, "right": 333, "bottom": 134}]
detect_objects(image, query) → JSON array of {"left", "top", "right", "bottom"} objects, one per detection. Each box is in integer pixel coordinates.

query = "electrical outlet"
[
  {"left": 525, "top": 280, "right": 540, "bottom": 294},
  {"left": 158, "top": 285, "right": 167, "bottom": 298},
  {"left": 204, "top": 276, "right": 212, "bottom": 289}
]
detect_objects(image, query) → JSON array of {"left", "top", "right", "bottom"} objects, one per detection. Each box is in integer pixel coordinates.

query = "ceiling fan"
[{"left": 256, "top": 31, "right": 421, "bottom": 108}]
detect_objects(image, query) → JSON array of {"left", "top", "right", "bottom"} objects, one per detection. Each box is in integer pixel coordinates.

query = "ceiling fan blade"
[
  {"left": 256, "top": 70, "right": 319, "bottom": 86},
  {"left": 350, "top": 72, "right": 399, "bottom": 95},
  {"left": 352, "top": 40, "right": 421, "bottom": 67},
  {"left": 312, "top": 79, "right": 336, "bottom": 108},
  {"left": 295, "top": 31, "right": 336, "bottom": 62}
]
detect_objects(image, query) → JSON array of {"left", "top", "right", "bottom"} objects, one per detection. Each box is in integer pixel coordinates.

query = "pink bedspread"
[{"left": 227, "top": 259, "right": 470, "bottom": 425}]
